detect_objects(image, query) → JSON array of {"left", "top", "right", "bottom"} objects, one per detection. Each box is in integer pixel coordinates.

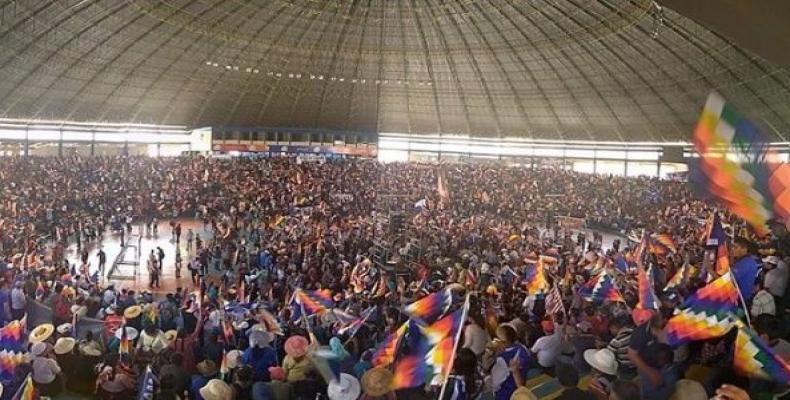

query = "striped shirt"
[{"left": 607, "top": 327, "right": 634, "bottom": 372}]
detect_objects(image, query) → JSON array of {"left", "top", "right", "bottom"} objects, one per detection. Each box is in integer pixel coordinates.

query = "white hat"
[
  {"left": 199, "top": 379, "right": 233, "bottom": 400},
  {"left": 30, "top": 342, "right": 47, "bottom": 357},
  {"left": 226, "top": 349, "right": 243, "bottom": 369},
  {"left": 54, "top": 337, "right": 76, "bottom": 355},
  {"left": 249, "top": 330, "right": 273, "bottom": 348},
  {"left": 583, "top": 348, "right": 618, "bottom": 376},
  {"left": 115, "top": 326, "right": 138, "bottom": 341},
  {"left": 56, "top": 323, "right": 74, "bottom": 334},
  {"left": 232, "top": 320, "right": 249, "bottom": 331},
  {"left": 327, "top": 373, "right": 361, "bottom": 400}
]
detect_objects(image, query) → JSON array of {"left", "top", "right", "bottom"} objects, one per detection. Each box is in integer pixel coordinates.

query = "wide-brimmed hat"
[
  {"left": 79, "top": 341, "right": 103, "bottom": 357},
  {"left": 226, "top": 349, "right": 243, "bottom": 369},
  {"left": 361, "top": 367, "right": 393, "bottom": 397},
  {"left": 583, "top": 348, "right": 618, "bottom": 376},
  {"left": 54, "top": 337, "right": 76, "bottom": 355},
  {"left": 284, "top": 335, "right": 309, "bottom": 358},
  {"left": 199, "top": 379, "right": 233, "bottom": 400},
  {"left": 510, "top": 387, "right": 538, "bottom": 400},
  {"left": 30, "top": 342, "right": 48, "bottom": 357},
  {"left": 124, "top": 305, "right": 142, "bottom": 319},
  {"left": 56, "top": 323, "right": 73, "bottom": 335},
  {"left": 29, "top": 324, "right": 54, "bottom": 343},
  {"left": 669, "top": 379, "right": 708, "bottom": 400},
  {"left": 197, "top": 360, "right": 219, "bottom": 377},
  {"left": 327, "top": 373, "right": 361, "bottom": 400},
  {"left": 164, "top": 330, "right": 178, "bottom": 344},
  {"left": 114, "top": 326, "right": 138, "bottom": 341}
]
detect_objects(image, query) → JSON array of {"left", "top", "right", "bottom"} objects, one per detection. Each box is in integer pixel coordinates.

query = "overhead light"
[
  {"left": 375, "top": 80, "right": 381, "bottom": 84},
  {"left": 233, "top": 66, "right": 239, "bottom": 71},
  {"left": 288, "top": 73, "right": 294, "bottom": 78},
  {"left": 205, "top": 61, "right": 212, "bottom": 66},
  {"left": 295, "top": 74, "right": 302, "bottom": 78},
  {"left": 245, "top": 67, "right": 252, "bottom": 72},
  {"left": 397, "top": 80, "right": 402, "bottom": 85},
  {"left": 339, "top": 78, "right": 344, "bottom": 82},
  {"left": 276, "top": 73, "right": 282, "bottom": 77},
  {"left": 361, "top": 79, "right": 366, "bottom": 84},
  {"left": 383, "top": 80, "right": 389, "bottom": 84},
  {"left": 253, "top": 69, "right": 259, "bottom": 74},
  {"left": 331, "top": 77, "right": 337, "bottom": 81},
  {"left": 267, "top": 71, "right": 274, "bottom": 76},
  {"left": 212, "top": 63, "right": 219, "bottom": 67},
  {"left": 310, "top": 75, "right": 316, "bottom": 79},
  {"left": 319, "top": 75, "right": 324, "bottom": 80},
  {"left": 225, "top": 65, "right": 232, "bottom": 70},
  {"left": 352, "top": 79, "right": 357, "bottom": 83}
]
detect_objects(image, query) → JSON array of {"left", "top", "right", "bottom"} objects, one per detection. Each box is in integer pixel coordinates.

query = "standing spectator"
[
  {"left": 10, "top": 280, "right": 26, "bottom": 321},
  {"left": 0, "top": 279, "right": 11, "bottom": 324},
  {"left": 186, "top": 229, "right": 194, "bottom": 252},
  {"left": 97, "top": 247, "right": 107, "bottom": 276}
]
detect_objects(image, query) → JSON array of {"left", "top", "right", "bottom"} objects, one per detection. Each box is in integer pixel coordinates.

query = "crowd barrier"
[{"left": 27, "top": 300, "right": 105, "bottom": 340}]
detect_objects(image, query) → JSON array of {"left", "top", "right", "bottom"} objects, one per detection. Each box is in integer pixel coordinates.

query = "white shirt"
[
  {"left": 11, "top": 287, "right": 26, "bottom": 310},
  {"left": 32, "top": 357, "right": 61, "bottom": 384},
  {"left": 751, "top": 289, "right": 776, "bottom": 317},
  {"left": 462, "top": 323, "right": 490, "bottom": 356},
  {"left": 531, "top": 331, "right": 562, "bottom": 368},
  {"left": 765, "top": 262, "right": 788, "bottom": 298}
]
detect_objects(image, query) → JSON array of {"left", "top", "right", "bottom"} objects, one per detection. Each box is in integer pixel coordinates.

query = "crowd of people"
[{"left": 0, "top": 155, "right": 787, "bottom": 400}]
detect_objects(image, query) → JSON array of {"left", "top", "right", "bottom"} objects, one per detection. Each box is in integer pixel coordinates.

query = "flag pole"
[
  {"left": 727, "top": 270, "right": 752, "bottom": 328},
  {"left": 438, "top": 293, "right": 471, "bottom": 400}
]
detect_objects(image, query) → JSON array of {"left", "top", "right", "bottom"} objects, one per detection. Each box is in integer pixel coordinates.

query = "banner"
[{"left": 556, "top": 215, "right": 586, "bottom": 230}]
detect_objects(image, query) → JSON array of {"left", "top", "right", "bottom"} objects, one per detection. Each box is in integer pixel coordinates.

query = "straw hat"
[
  {"left": 30, "top": 342, "right": 48, "bottom": 357},
  {"left": 510, "top": 387, "right": 538, "bottom": 400},
  {"left": 79, "top": 341, "right": 103, "bottom": 357},
  {"left": 669, "top": 379, "right": 708, "bottom": 400},
  {"left": 199, "top": 379, "right": 233, "bottom": 400},
  {"left": 327, "top": 373, "right": 361, "bottom": 400},
  {"left": 114, "top": 326, "right": 139, "bottom": 341},
  {"left": 361, "top": 367, "right": 393, "bottom": 397},
  {"left": 164, "top": 330, "right": 178, "bottom": 344},
  {"left": 29, "top": 324, "right": 55, "bottom": 343},
  {"left": 284, "top": 335, "right": 309, "bottom": 358},
  {"left": 54, "top": 337, "right": 76, "bottom": 355},
  {"left": 56, "top": 323, "right": 73, "bottom": 335},
  {"left": 197, "top": 360, "right": 219, "bottom": 377},
  {"left": 124, "top": 305, "right": 142, "bottom": 319},
  {"left": 226, "top": 349, "right": 243, "bottom": 369},
  {"left": 583, "top": 348, "right": 618, "bottom": 376}
]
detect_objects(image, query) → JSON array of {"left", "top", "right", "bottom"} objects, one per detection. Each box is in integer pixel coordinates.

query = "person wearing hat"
[
  {"left": 199, "top": 378, "right": 234, "bottom": 400},
  {"left": 10, "top": 280, "right": 26, "bottom": 321},
  {"left": 30, "top": 341, "right": 64, "bottom": 396},
  {"left": 583, "top": 348, "right": 618, "bottom": 398},
  {"left": 103, "top": 305, "right": 124, "bottom": 338},
  {"left": 281, "top": 335, "right": 313, "bottom": 382},
  {"left": 191, "top": 360, "right": 220, "bottom": 400},
  {"left": 763, "top": 255, "right": 788, "bottom": 305},
  {"left": 327, "top": 373, "right": 361, "bottom": 400},
  {"left": 29, "top": 323, "right": 55, "bottom": 344},
  {"left": 243, "top": 330, "right": 277, "bottom": 381},
  {"left": 360, "top": 367, "right": 394, "bottom": 399}
]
